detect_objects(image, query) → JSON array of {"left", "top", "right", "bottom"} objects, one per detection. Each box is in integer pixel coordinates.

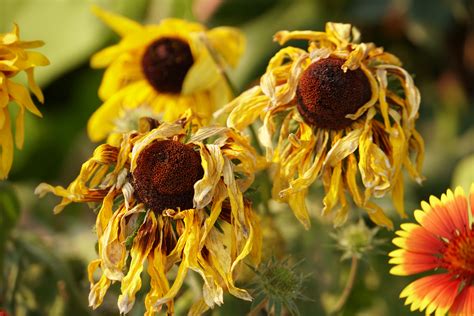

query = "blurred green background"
[{"left": 1, "top": 0, "right": 473, "bottom": 315}]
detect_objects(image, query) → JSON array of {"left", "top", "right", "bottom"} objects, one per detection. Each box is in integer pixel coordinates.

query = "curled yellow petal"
[{"left": 118, "top": 212, "right": 157, "bottom": 314}]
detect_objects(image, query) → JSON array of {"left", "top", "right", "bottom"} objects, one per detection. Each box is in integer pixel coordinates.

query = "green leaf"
[
  {"left": 452, "top": 154, "right": 474, "bottom": 193},
  {"left": 0, "top": 182, "right": 20, "bottom": 236},
  {"left": 170, "top": 0, "right": 195, "bottom": 20},
  {"left": 14, "top": 234, "right": 91, "bottom": 314},
  {"left": 125, "top": 211, "right": 147, "bottom": 249}
]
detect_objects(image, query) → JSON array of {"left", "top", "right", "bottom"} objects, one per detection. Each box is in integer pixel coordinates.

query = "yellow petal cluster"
[
  {"left": 0, "top": 24, "right": 49, "bottom": 179},
  {"left": 220, "top": 22, "right": 424, "bottom": 229},
  {"left": 88, "top": 6, "right": 245, "bottom": 143},
  {"left": 36, "top": 112, "right": 261, "bottom": 315}
]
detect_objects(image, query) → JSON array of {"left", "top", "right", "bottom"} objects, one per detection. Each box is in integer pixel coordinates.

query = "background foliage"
[{"left": 1, "top": 0, "right": 473, "bottom": 315}]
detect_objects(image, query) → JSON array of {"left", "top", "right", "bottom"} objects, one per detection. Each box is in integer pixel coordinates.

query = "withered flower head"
[
  {"left": 36, "top": 111, "right": 262, "bottom": 315},
  {"left": 219, "top": 22, "right": 424, "bottom": 229}
]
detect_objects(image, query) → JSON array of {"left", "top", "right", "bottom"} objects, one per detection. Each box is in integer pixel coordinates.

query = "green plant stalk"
[
  {"left": 203, "top": 36, "right": 272, "bottom": 215},
  {"left": 330, "top": 255, "right": 359, "bottom": 315}
]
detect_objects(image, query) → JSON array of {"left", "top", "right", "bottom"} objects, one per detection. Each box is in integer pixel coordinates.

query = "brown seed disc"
[
  {"left": 296, "top": 57, "right": 371, "bottom": 129},
  {"left": 132, "top": 140, "right": 203, "bottom": 212},
  {"left": 141, "top": 37, "right": 194, "bottom": 94}
]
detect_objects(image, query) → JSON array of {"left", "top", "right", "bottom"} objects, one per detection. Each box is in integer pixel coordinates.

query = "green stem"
[
  {"left": 202, "top": 33, "right": 273, "bottom": 216},
  {"left": 8, "top": 248, "right": 22, "bottom": 315},
  {"left": 248, "top": 297, "right": 269, "bottom": 316},
  {"left": 248, "top": 124, "right": 263, "bottom": 156},
  {"left": 199, "top": 33, "right": 238, "bottom": 97},
  {"left": 330, "top": 255, "right": 359, "bottom": 315},
  {"left": 248, "top": 125, "right": 272, "bottom": 215}
]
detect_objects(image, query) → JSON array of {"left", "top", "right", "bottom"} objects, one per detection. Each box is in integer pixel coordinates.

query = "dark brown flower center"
[
  {"left": 141, "top": 37, "right": 194, "bottom": 94},
  {"left": 296, "top": 57, "right": 371, "bottom": 130},
  {"left": 131, "top": 140, "right": 204, "bottom": 212},
  {"left": 442, "top": 229, "right": 474, "bottom": 281}
]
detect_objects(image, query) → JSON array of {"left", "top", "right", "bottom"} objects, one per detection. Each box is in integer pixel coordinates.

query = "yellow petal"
[
  {"left": 14, "top": 101, "right": 25, "bottom": 148},
  {"left": 345, "top": 154, "right": 363, "bottom": 206},
  {"left": 87, "top": 259, "right": 111, "bottom": 310},
  {"left": 392, "top": 173, "right": 406, "bottom": 217},
  {"left": 345, "top": 64, "right": 378, "bottom": 120},
  {"left": 365, "top": 201, "right": 393, "bottom": 229},
  {"left": 154, "top": 210, "right": 196, "bottom": 307},
  {"left": 25, "top": 68, "right": 44, "bottom": 102},
  {"left": 193, "top": 144, "right": 225, "bottom": 209},
  {"left": 326, "top": 22, "right": 361, "bottom": 45},
  {"left": 87, "top": 81, "right": 153, "bottom": 142},
  {"left": 7, "top": 79, "right": 41, "bottom": 117},
  {"left": 273, "top": 30, "right": 328, "bottom": 45},
  {"left": 188, "top": 299, "right": 210, "bottom": 316},
  {"left": 97, "top": 52, "right": 143, "bottom": 100},
  {"left": 100, "top": 206, "right": 127, "bottom": 281},
  {"left": 0, "top": 109, "right": 13, "bottom": 179},
  {"left": 199, "top": 182, "right": 226, "bottom": 247},
  {"left": 88, "top": 273, "right": 112, "bottom": 309},
  {"left": 225, "top": 86, "right": 270, "bottom": 131},
  {"left": 322, "top": 163, "right": 342, "bottom": 216},
  {"left": 323, "top": 127, "right": 361, "bottom": 167},
  {"left": 118, "top": 212, "right": 157, "bottom": 314},
  {"left": 90, "top": 44, "right": 122, "bottom": 68},
  {"left": 206, "top": 26, "right": 245, "bottom": 68},
  {"left": 222, "top": 157, "right": 245, "bottom": 226},
  {"left": 92, "top": 5, "right": 143, "bottom": 37},
  {"left": 145, "top": 219, "right": 173, "bottom": 316},
  {"left": 288, "top": 189, "right": 311, "bottom": 229},
  {"left": 182, "top": 34, "right": 220, "bottom": 95},
  {"left": 231, "top": 202, "right": 259, "bottom": 272}
]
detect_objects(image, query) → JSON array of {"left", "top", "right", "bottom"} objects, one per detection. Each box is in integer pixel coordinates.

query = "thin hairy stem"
[{"left": 331, "top": 255, "right": 359, "bottom": 314}]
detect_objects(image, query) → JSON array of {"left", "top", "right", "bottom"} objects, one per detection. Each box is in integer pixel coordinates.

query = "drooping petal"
[
  {"left": 205, "top": 26, "right": 245, "bottom": 68},
  {"left": 92, "top": 5, "right": 143, "bottom": 37},
  {"left": 144, "top": 217, "right": 173, "bottom": 316},
  {"left": 7, "top": 79, "right": 41, "bottom": 117},
  {"left": 0, "top": 109, "right": 13, "bottom": 179},
  {"left": 87, "top": 260, "right": 112, "bottom": 309},
  {"left": 193, "top": 144, "right": 225, "bottom": 209},
  {"left": 118, "top": 212, "right": 157, "bottom": 314}
]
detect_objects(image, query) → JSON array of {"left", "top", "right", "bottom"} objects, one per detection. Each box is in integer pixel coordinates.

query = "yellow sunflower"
[
  {"left": 220, "top": 22, "right": 424, "bottom": 229},
  {"left": 0, "top": 24, "right": 49, "bottom": 179},
  {"left": 88, "top": 6, "right": 245, "bottom": 143},
  {"left": 36, "top": 112, "right": 262, "bottom": 315}
]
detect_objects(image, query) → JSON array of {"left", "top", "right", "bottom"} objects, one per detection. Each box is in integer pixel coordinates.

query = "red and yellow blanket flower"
[
  {"left": 0, "top": 24, "right": 49, "bottom": 179},
  {"left": 389, "top": 184, "right": 474, "bottom": 315},
  {"left": 36, "top": 112, "right": 262, "bottom": 315}
]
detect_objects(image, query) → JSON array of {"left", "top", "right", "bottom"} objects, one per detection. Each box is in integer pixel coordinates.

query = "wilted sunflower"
[
  {"left": 88, "top": 6, "right": 245, "bottom": 143},
  {"left": 389, "top": 184, "right": 474, "bottom": 315},
  {"left": 221, "top": 22, "right": 424, "bottom": 229},
  {"left": 0, "top": 24, "right": 49, "bottom": 179},
  {"left": 36, "top": 112, "right": 262, "bottom": 315}
]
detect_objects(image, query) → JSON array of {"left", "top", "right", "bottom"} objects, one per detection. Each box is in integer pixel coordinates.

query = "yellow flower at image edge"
[
  {"left": 88, "top": 6, "right": 245, "bottom": 142},
  {"left": 0, "top": 24, "right": 49, "bottom": 179},
  {"left": 221, "top": 22, "right": 424, "bottom": 229},
  {"left": 35, "top": 113, "right": 262, "bottom": 315},
  {"left": 389, "top": 185, "right": 474, "bottom": 315}
]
